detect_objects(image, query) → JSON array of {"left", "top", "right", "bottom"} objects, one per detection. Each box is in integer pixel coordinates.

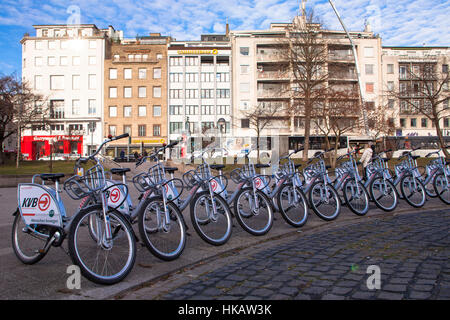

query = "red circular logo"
[
  {"left": 255, "top": 178, "right": 262, "bottom": 189},
  {"left": 110, "top": 188, "right": 120, "bottom": 203},
  {"left": 38, "top": 194, "right": 51, "bottom": 211},
  {"left": 210, "top": 179, "right": 218, "bottom": 191}
]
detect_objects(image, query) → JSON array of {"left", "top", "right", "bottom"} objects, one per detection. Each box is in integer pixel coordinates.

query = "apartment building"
[
  {"left": 103, "top": 33, "right": 170, "bottom": 158},
  {"left": 167, "top": 34, "right": 232, "bottom": 151},
  {"left": 230, "top": 17, "right": 383, "bottom": 155},
  {"left": 381, "top": 47, "right": 450, "bottom": 137},
  {"left": 20, "top": 24, "right": 122, "bottom": 160}
]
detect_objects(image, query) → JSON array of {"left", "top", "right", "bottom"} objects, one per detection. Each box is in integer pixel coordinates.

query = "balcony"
[
  {"left": 257, "top": 70, "right": 290, "bottom": 81},
  {"left": 329, "top": 72, "right": 358, "bottom": 81},
  {"left": 257, "top": 89, "right": 290, "bottom": 99},
  {"left": 328, "top": 53, "right": 355, "bottom": 63},
  {"left": 256, "top": 53, "right": 286, "bottom": 62}
]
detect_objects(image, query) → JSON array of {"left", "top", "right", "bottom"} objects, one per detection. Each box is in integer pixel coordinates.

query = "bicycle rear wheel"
[
  {"left": 433, "top": 173, "right": 450, "bottom": 205},
  {"left": 369, "top": 176, "right": 398, "bottom": 212},
  {"left": 11, "top": 213, "right": 49, "bottom": 264},
  {"left": 138, "top": 196, "right": 186, "bottom": 261},
  {"left": 342, "top": 180, "right": 369, "bottom": 216},
  {"left": 190, "top": 191, "right": 232, "bottom": 246},
  {"left": 309, "top": 182, "right": 341, "bottom": 221},
  {"left": 234, "top": 188, "right": 273, "bottom": 236},
  {"left": 277, "top": 184, "right": 308, "bottom": 227},
  {"left": 400, "top": 174, "right": 426, "bottom": 208},
  {"left": 68, "top": 205, "right": 136, "bottom": 285}
]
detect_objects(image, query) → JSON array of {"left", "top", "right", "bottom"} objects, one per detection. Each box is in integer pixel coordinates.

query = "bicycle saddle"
[
  {"left": 255, "top": 164, "right": 270, "bottom": 168},
  {"left": 412, "top": 155, "right": 420, "bottom": 160},
  {"left": 294, "top": 164, "right": 302, "bottom": 169},
  {"left": 210, "top": 164, "right": 225, "bottom": 170},
  {"left": 40, "top": 173, "right": 65, "bottom": 182},
  {"left": 165, "top": 167, "right": 178, "bottom": 174},
  {"left": 110, "top": 168, "right": 131, "bottom": 175}
]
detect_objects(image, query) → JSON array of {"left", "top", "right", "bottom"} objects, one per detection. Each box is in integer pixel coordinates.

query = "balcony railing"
[
  {"left": 328, "top": 53, "right": 354, "bottom": 62},
  {"left": 256, "top": 53, "right": 285, "bottom": 62},
  {"left": 329, "top": 73, "right": 358, "bottom": 81},
  {"left": 257, "top": 71, "right": 290, "bottom": 80}
]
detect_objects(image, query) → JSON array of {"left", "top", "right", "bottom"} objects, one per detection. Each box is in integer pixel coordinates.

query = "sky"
[{"left": 0, "top": 0, "right": 449, "bottom": 75}]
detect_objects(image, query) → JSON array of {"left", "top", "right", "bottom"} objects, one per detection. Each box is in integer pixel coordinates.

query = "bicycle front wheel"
[
  {"left": 234, "top": 188, "right": 273, "bottom": 236},
  {"left": 190, "top": 191, "right": 232, "bottom": 246},
  {"left": 11, "top": 213, "right": 49, "bottom": 264},
  {"left": 433, "top": 173, "right": 450, "bottom": 205},
  {"left": 138, "top": 196, "right": 186, "bottom": 261},
  {"left": 277, "top": 184, "right": 309, "bottom": 227},
  {"left": 400, "top": 174, "right": 426, "bottom": 208},
  {"left": 342, "top": 180, "right": 370, "bottom": 216},
  {"left": 309, "top": 182, "right": 341, "bottom": 221},
  {"left": 68, "top": 205, "right": 136, "bottom": 285},
  {"left": 369, "top": 176, "right": 398, "bottom": 212}
]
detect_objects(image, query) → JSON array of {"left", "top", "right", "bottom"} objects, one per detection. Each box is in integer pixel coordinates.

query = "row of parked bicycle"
[{"left": 12, "top": 133, "right": 450, "bottom": 285}]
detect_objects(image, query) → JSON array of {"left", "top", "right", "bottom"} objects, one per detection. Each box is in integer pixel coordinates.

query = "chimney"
[{"left": 226, "top": 18, "right": 229, "bottom": 37}]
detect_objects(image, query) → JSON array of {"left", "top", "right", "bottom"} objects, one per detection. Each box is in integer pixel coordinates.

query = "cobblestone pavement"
[{"left": 123, "top": 209, "right": 450, "bottom": 300}]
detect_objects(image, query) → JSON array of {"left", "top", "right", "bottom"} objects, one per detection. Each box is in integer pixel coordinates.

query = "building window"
[
  {"left": 89, "top": 40, "right": 97, "bottom": 49},
  {"left": 34, "top": 57, "right": 43, "bottom": 67},
  {"left": 109, "top": 106, "right": 117, "bottom": 117},
  {"left": 138, "top": 125, "right": 146, "bottom": 137},
  {"left": 185, "top": 73, "right": 198, "bottom": 82},
  {"left": 123, "top": 125, "right": 132, "bottom": 136},
  {"left": 445, "top": 118, "right": 450, "bottom": 128},
  {"left": 201, "top": 105, "right": 214, "bottom": 115},
  {"left": 72, "top": 99, "right": 80, "bottom": 115},
  {"left": 109, "top": 125, "right": 117, "bottom": 136},
  {"left": 388, "top": 99, "right": 395, "bottom": 109},
  {"left": 365, "top": 64, "right": 374, "bottom": 75},
  {"left": 88, "top": 74, "right": 96, "bottom": 90},
  {"left": 88, "top": 56, "right": 96, "bottom": 65},
  {"left": 186, "top": 89, "right": 198, "bottom": 99},
  {"left": 185, "top": 56, "right": 198, "bottom": 66},
  {"left": 113, "top": 54, "right": 120, "bottom": 61},
  {"left": 185, "top": 105, "right": 199, "bottom": 115},
  {"left": 124, "top": 68, "right": 132, "bottom": 80},
  {"left": 109, "top": 87, "right": 117, "bottom": 98},
  {"left": 138, "top": 105, "right": 147, "bottom": 117},
  {"left": 240, "top": 47, "right": 249, "bottom": 56},
  {"left": 387, "top": 64, "right": 394, "bottom": 74},
  {"left": 48, "top": 56, "right": 56, "bottom": 66},
  {"left": 400, "top": 118, "right": 406, "bottom": 128},
  {"left": 169, "top": 105, "right": 182, "bottom": 115},
  {"left": 60, "top": 56, "right": 68, "bottom": 66},
  {"left": 138, "top": 68, "right": 147, "bottom": 79},
  {"left": 364, "top": 47, "right": 374, "bottom": 57},
  {"left": 157, "top": 54, "right": 163, "bottom": 60},
  {"left": 169, "top": 56, "right": 183, "bottom": 66},
  {"left": 201, "top": 72, "right": 214, "bottom": 82},
  {"left": 410, "top": 118, "right": 417, "bottom": 127},
  {"left": 241, "top": 119, "right": 250, "bottom": 128},
  {"left": 202, "top": 122, "right": 215, "bottom": 132},
  {"left": 153, "top": 125, "right": 161, "bottom": 136},
  {"left": 138, "top": 86, "right": 147, "bottom": 98},
  {"left": 216, "top": 72, "right": 230, "bottom": 82},
  {"left": 201, "top": 89, "right": 213, "bottom": 99},
  {"left": 72, "top": 56, "right": 81, "bottom": 66},
  {"left": 169, "top": 89, "right": 182, "bottom": 99},
  {"left": 124, "top": 87, "right": 132, "bottom": 98},
  {"left": 71, "top": 74, "right": 80, "bottom": 90},
  {"left": 153, "top": 68, "right": 161, "bottom": 79},
  {"left": 153, "top": 86, "right": 162, "bottom": 98},
  {"left": 124, "top": 106, "right": 132, "bottom": 117},
  {"left": 153, "top": 105, "right": 161, "bottom": 117},
  {"left": 34, "top": 75, "right": 43, "bottom": 90},
  {"left": 88, "top": 99, "right": 96, "bottom": 115},
  {"left": 387, "top": 81, "right": 394, "bottom": 91},
  {"left": 169, "top": 122, "right": 183, "bottom": 134},
  {"left": 109, "top": 68, "right": 117, "bottom": 80},
  {"left": 365, "top": 82, "right": 374, "bottom": 94},
  {"left": 50, "top": 75, "right": 64, "bottom": 90},
  {"left": 35, "top": 40, "right": 43, "bottom": 50},
  {"left": 421, "top": 118, "right": 428, "bottom": 128},
  {"left": 48, "top": 40, "right": 57, "bottom": 50},
  {"left": 442, "top": 64, "right": 448, "bottom": 74},
  {"left": 170, "top": 73, "right": 182, "bottom": 82},
  {"left": 216, "top": 89, "right": 230, "bottom": 98},
  {"left": 217, "top": 105, "right": 230, "bottom": 115}
]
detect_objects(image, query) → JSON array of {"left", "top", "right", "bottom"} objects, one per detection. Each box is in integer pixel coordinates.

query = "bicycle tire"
[
  {"left": 190, "top": 191, "right": 232, "bottom": 246},
  {"left": 308, "top": 181, "right": 341, "bottom": 221},
  {"left": 342, "top": 179, "right": 370, "bottom": 216},
  {"left": 234, "top": 187, "right": 273, "bottom": 236},
  {"left": 276, "top": 184, "right": 309, "bottom": 227},
  {"left": 68, "top": 205, "right": 136, "bottom": 285},
  {"left": 138, "top": 196, "right": 186, "bottom": 261},
  {"left": 400, "top": 174, "right": 426, "bottom": 208},
  {"left": 369, "top": 176, "right": 398, "bottom": 212},
  {"left": 11, "top": 213, "right": 48, "bottom": 265},
  {"left": 433, "top": 173, "right": 450, "bottom": 205}
]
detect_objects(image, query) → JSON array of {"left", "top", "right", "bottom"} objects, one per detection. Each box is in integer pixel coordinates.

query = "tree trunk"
[
  {"left": 303, "top": 103, "right": 311, "bottom": 161},
  {"left": 16, "top": 123, "right": 21, "bottom": 168}
]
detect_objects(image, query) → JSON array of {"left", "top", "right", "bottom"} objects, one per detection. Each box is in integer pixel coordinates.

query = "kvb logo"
[
  {"left": 38, "top": 194, "right": 51, "bottom": 211},
  {"left": 108, "top": 187, "right": 121, "bottom": 204},
  {"left": 255, "top": 177, "right": 262, "bottom": 189},
  {"left": 210, "top": 179, "right": 218, "bottom": 192}
]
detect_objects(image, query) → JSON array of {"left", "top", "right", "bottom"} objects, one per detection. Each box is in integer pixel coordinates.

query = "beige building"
[
  {"left": 381, "top": 47, "right": 450, "bottom": 137},
  {"left": 103, "top": 33, "right": 170, "bottom": 158},
  {"left": 230, "top": 16, "right": 383, "bottom": 155}
]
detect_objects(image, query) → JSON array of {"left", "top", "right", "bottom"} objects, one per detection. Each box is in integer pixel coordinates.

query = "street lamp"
[{"left": 217, "top": 117, "right": 226, "bottom": 151}]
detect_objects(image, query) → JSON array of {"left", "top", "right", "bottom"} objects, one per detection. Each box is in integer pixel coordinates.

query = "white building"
[
  {"left": 167, "top": 35, "right": 232, "bottom": 152},
  {"left": 20, "top": 24, "right": 122, "bottom": 160}
]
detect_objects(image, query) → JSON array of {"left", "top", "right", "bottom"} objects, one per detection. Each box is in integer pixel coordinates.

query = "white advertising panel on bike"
[
  {"left": 18, "top": 184, "right": 63, "bottom": 227},
  {"left": 105, "top": 181, "right": 129, "bottom": 214}
]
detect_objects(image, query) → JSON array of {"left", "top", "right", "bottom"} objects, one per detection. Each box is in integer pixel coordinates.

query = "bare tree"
[
  {"left": 311, "top": 88, "right": 361, "bottom": 167},
  {"left": 242, "top": 102, "right": 280, "bottom": 160},
  {"left": 388, "top": 59, "right": 450, "bottom": 157},
  {"left": 278, "top": 10, "right": 329, "bottom": 161},
  {"left": 365, "top": 101, "right": 396, "bottom": 150},
  {"left": 0, "top": 74, "right": 48, "bottom": 166}
]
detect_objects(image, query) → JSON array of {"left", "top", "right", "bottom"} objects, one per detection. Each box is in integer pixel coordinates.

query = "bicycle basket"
[
  {"left": 182, "top": 170, "right": 202, "bottom": 188},
  {"left": 208, "top": 175, "right": 228, "bottom": 195},
  {"left": 230, "top": 168, "right": 246, "bottom": 184},
  {"left": 195, "top": 163, "right": 212, "bottom": 180},
  {"left": 64, "top": 164, "right": 106, "bottom": 200}
]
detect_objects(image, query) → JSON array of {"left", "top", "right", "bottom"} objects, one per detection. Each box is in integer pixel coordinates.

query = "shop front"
[
  {"left": 21, "top": 135, "right": 83, "bottom": 160},
  {"left": 105, "top": 138, "right": 167, "bottom": 161}
]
